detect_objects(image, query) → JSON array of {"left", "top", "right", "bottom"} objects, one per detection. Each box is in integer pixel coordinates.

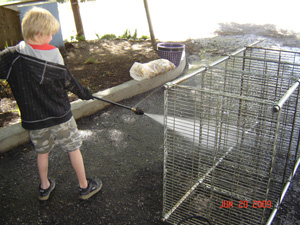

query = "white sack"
[{"left": 129, "top": 59, "right": 175, "bottom": 81}]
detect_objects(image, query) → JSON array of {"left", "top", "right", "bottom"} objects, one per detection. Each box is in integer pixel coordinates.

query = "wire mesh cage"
[{"left": 162, "top": 44, "right": 300, "bottom": 225}]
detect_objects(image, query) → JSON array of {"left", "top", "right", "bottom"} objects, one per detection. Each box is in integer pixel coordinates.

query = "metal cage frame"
[{"left": 162, "top": 43, "right": 300, "bottom": 225}]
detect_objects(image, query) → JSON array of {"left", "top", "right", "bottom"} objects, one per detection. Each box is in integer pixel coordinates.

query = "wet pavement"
[
  {"left": 1, "top": 34, "right": 300, "bottom": 224},
  {"left": 1, "top": 84, "right": 300, "bottom": 225},
  {"left": 0, "top": 88, "right": 166, "bottom": 225}
]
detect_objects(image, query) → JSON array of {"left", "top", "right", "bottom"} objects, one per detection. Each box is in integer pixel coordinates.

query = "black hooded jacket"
[{"left": 0, "top": 45, "right": 93, "bottom": 130}]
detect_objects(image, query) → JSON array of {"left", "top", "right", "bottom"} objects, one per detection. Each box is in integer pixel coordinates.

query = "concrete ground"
[
  {"left": 1, "top": 35, "right": 300, "bottom": 224},
  {"left": 1, "top": 84, "right": 300, "bottom": 225},
  {"left": 0, "top": 88, "right": 166, "bottom": 225}
]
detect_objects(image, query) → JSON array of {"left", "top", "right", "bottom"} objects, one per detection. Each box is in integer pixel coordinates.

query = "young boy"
[{"left": 0, "top": 7, "right": 102, "bottom": 200}]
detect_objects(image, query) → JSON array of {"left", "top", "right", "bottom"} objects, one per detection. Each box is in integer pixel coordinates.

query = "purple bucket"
[{"left": 157, "top": 43, "right": 185, "bottom": 67}]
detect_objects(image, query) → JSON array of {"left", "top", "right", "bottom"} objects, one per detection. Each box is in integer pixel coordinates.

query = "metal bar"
[
  {"left": 280, "top": 86, "right": 300, "bottom": 191},
  {"left": 234, "top": 55, "right": 300, "bottom": 66},
  {"left": 293, "top": 100, "right": 300, "bottom": 167},
  {"left": 273, "top": 79, "right": 300, "bottom": 112},
  {"left": 265, "top": 156, "right": 300, "bottom": 225},
  {"left": 246, "top": 46, "right": 300, "bottom": 55},
  {"left": 165, "top": 40, "right": 264, "bottom": 88},
  {"left": 93, "top": 96, "right": 132, "bottom": 110}
]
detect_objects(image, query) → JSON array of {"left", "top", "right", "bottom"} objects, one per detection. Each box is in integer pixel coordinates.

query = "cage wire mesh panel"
[{"left": 162, "top": 46, "right": 300, "bottom": 225}]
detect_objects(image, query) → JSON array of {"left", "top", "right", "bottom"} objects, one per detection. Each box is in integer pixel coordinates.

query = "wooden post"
[
  {"left": 70, "top": 0, "right": 85, "bottom": 39},
  {"left": 143, "top": 0, "right": 156, "bottom": 50}
]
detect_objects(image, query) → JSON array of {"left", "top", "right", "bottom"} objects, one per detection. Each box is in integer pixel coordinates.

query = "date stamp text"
[{"left": 219, "top": 200, "right": 272, "bottom": 209}]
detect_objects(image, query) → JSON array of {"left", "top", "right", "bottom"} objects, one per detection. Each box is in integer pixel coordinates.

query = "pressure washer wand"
[{"left": 93, "top": 96, "right": 144, "bottom": 115}]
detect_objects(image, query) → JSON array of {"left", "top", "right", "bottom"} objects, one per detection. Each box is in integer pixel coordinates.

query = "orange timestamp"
[{"left": 219, "top": 200, "right": 272, "bottom": 208}]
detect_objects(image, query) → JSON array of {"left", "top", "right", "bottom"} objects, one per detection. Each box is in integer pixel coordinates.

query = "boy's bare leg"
[
  {"left": 68, "top": 149, "right": 88, "bottom": 189},
  {"left": 37, "top": 152, "right": 50, "bottom": 189}
]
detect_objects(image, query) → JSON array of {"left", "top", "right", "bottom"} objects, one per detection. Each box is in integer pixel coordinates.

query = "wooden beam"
[
  {"left": 70, "top": 0, "right": 85, "bottom": 38},
  {"left": 0, "top": 7, "right": 23, "bottom": 50},
  {"left": 143, "top": 0, "right": 156, "bottom": 50}
]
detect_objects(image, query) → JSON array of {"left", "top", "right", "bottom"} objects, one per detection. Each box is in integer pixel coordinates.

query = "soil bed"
[{"left": 1, "top": 23, "right": 299, "bottom": 128}]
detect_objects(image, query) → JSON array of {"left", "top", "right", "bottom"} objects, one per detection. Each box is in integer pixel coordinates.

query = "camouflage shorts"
[{"left": 29, "top": 117, "right": 82, "bottom": 154}]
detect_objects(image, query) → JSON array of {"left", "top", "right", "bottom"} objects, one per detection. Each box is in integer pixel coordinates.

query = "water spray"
[{"left": 93, "top": 96, "right": 144, "bottom": 115}]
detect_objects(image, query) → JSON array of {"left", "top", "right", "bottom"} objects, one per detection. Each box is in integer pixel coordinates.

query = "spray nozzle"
[{"left": 131, "top": 107, "right": 144, "bottom": 115}]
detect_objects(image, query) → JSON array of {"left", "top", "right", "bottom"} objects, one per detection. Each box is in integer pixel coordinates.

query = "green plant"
[
  {"left": 69, "top": 34, "right": 85, "bottom": 42},
  {"left": 119, "top": 29, "right": 131, "bottom": 40},
  {"left": 132, "top": 29, "right": 138, "bottom": 40},
  {"left": 76, "top": 35, "right": 85, "bottom": 41},
  {"left": 4, "top": 41, "right": 9, "bottom": 49},
  {"left": 140, "top": 35, "right": 149, "bottom": 40},
  {"left": 100, "top": 34, "right": 116, "bottom": 40},
  {"left": 199, "top": 49, "right": 205, "bottom": 58},
  {"left": 84, "top": 58, "right": 100, "bottom": 65}
]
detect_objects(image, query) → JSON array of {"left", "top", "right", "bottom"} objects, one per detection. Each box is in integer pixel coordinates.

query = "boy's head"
[{"left": 22, "top": 7, "right": 60, "bottom": 42}]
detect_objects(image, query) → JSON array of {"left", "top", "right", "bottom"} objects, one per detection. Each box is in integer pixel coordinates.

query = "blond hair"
[{"left": 22, "top": 7, "right": 60, "bottom": 41}]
